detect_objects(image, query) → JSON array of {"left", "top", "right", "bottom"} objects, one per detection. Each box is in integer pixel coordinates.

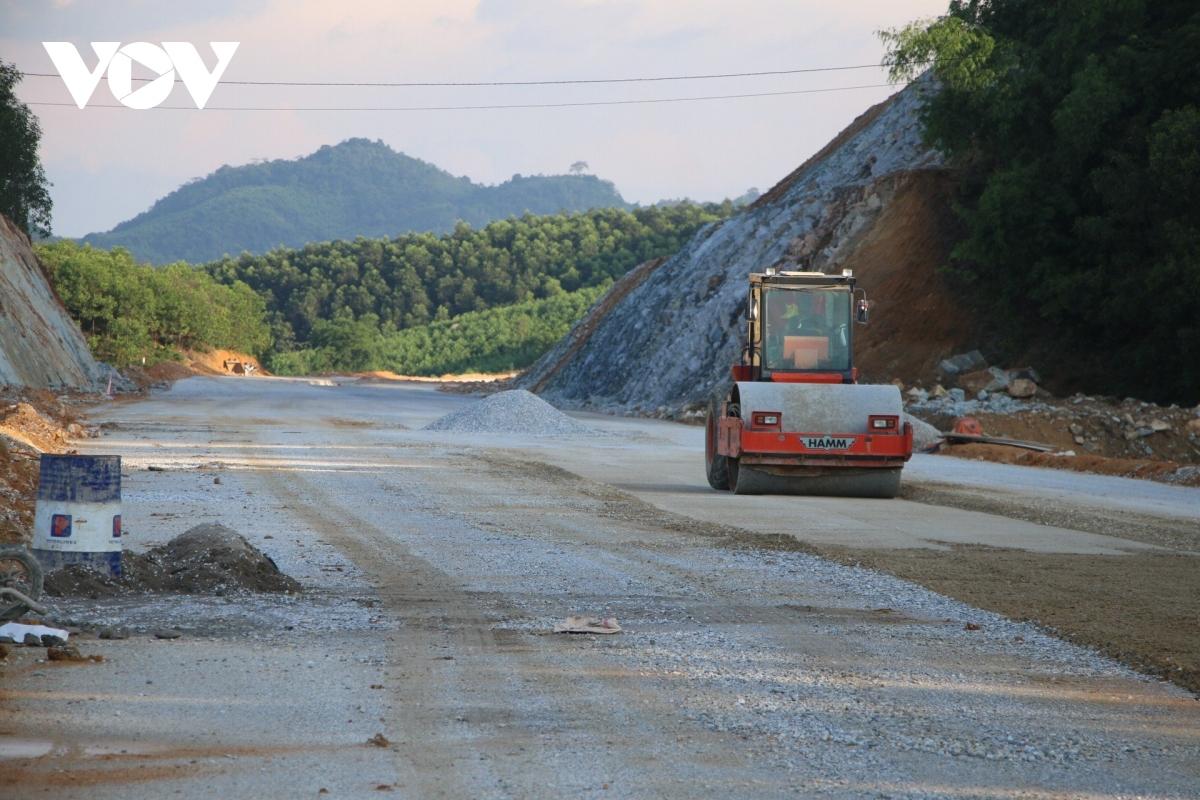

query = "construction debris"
[
  {"left": 942, "top": 432, "right": 1058, "bottom": 453},
  {"left": 44, "top": 523, "right": 300, "bottom": 597},
  {"left": 554, "top": 615, "right": 622, "bottom": 634},
  {"left": 938, "top": 351, "right": 988, "bottom": 380}
]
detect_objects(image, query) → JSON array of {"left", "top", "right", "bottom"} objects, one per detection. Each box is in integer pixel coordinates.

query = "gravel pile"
[
  {"left": 425, "top": 390, "right": 597, "bottom": 435},
  {"left": 907, "top": 388, "right": 1050, "bottom": 417},
  {"left": 45, "top": 523, "right": 301, "bottom": 598}
]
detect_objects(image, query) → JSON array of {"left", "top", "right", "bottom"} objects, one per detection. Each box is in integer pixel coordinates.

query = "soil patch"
[
  {"left": 819, "top": 544, "right": 1200, "bottom": 695},
  {"left": 0, "top": 402, "right": 71, "bottom": 452},
  {"left": 838, "top": 171, "right": 978, "bottom": 385},
  {"left": 44, "top": 524, "right": 300, "bottom": 597},
  {"left": 120, "top": 349, "right": 265, "bottom": 390},
  {"left": 0, "top": 388, "right": 95, "bottom": 544},
  {"left": 186, "top": 348, "right": 264, "bottom": 376},
  {"left": 356, "top": 369, "right": 517, "bottom": 384},
  {"left": 939, "top": 442, "right": 1200, "bottom": 487}
]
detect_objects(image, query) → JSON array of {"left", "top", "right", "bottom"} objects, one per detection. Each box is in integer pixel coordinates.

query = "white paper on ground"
[{"left": 553, "top": 615, "right": 621, "bottom": 634}]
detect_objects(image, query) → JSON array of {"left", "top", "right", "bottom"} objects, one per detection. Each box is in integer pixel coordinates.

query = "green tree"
[
  {"left": 36, "top": 241, "right": 272, "bottom": 366},
  {"left": 882, "top": 1, "right": 1200, "bottom": 403},
  {"left": 0, "top": 60, "right": 52, "bottom": 236}
]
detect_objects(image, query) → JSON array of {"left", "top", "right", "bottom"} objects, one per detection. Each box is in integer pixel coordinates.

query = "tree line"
[
  {"left": 884, "top": 0, "right": 1200, "bottom": 403},
  {"left": 270, "top": 284, "right": 607, "bottom": 376},
  {"left": 33, "top": 202, "right": 730, "bottom": 374},
  {"left": 36, "top": 241, "right": 271, "bottom": 366},
  {"left": 203, "top": 203, "right": 730, "bottom": 353}
]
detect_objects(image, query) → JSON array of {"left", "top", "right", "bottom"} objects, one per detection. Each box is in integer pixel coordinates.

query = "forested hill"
[
  {"left": 202, "top": 203, "right": 730, "bottom": 354},
  {"left": 79, "top": 138, "right": 629, "bottom": 264}
]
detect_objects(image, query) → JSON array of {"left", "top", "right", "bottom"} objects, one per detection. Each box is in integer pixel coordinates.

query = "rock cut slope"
[
  {"left": 0, "top": 214, "right": 103, "bottom": 390},
  {"left": 521, "top": 80, "right": 973, "bottom": 413}
]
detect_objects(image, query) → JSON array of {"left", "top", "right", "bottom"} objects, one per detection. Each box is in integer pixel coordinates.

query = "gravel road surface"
[{"left": 2, "top": 376, "right": 1196, "bottom": 799}]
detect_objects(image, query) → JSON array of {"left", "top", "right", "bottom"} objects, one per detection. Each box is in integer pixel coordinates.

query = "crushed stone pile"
[
  {"left": 45, "top": 523, "right": 301, "bottom": 598},
  {"left": 425, "top": 390, "right": 596, "bottom": 435}
]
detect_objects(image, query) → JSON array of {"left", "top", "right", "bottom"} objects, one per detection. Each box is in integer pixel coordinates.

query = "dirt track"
[{"left": 2, "top": 376, "right": 1198, "bottom": 799}]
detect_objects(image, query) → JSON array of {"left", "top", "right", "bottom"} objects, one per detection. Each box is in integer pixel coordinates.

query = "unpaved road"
[{"left": 2, "top": 376, "right": 1198, "bottom": 799}]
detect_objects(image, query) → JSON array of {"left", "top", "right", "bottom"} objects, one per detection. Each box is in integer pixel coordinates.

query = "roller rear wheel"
[
  {"left": 704, "top": 395, "right": 730, "bottom": 490},
  {"left": 734, "top": 466, "right": 901, "bottom": 498}
]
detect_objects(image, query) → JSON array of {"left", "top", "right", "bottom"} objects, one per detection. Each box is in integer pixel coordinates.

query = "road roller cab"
[{"left": 705, "top": 269, "right": 913, "bottom": 497}]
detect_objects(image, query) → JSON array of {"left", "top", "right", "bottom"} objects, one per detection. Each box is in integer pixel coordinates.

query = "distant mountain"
[{"left": 80, "top": 139, "right": 629, "bottom": 264}]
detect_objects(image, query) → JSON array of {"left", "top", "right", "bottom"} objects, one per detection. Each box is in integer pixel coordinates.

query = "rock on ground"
[
  {"left": 425, "top": 390, "right": 596, "bottom": 435},
  {"left": 905, "top": 413, "right": 944, "bottom": 452}
]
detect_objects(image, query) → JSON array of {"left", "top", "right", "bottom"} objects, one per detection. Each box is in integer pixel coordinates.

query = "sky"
[{"left": 2, "top": 0, "right": 948, "bottom": 237}]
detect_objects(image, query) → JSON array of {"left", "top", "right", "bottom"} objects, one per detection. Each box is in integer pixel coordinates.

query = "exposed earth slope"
[{"left": 0, "top": 214, "right": 102, "bottom": 390}]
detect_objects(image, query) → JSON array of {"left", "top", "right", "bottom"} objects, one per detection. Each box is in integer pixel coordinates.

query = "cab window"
[{"left": 761, "top": 288, "right": 850, "bottom": 371}]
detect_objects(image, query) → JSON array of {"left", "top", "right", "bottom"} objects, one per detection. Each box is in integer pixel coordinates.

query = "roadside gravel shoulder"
[{"left": 900, "top": 480, "right": 1200, "bottom": 552}]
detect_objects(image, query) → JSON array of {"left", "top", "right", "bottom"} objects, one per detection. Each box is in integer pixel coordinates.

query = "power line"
[
  {"left": 24, "top": 83, "right": 897, "bottom": 112},
  {"left": 20, "top": 62, "right": 896, "bottom": 88}
]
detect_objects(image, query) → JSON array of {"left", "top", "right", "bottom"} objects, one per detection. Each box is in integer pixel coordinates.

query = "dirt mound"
[
  {"left": 425, "top": 390, "right": 596, "bottom": 435},
  {"left": 44, "top": 523, "right": 301, "bottom": 597},
  {"left": 0, "top": 402, "right": 71, "bottom": 452},
  {"left": 0, "top": 389, "right": 93, "bottom": 544},
  {"left": 187, "top": 349, "right": 264, "bottom": 376}
]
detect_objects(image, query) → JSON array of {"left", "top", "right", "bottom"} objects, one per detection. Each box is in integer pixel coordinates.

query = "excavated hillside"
[
  {"left": 520, "top": 80, "right": 971, "bottom": 414},
  {"left": 0, "top": 214, "right": 103, "bottom": 390}
]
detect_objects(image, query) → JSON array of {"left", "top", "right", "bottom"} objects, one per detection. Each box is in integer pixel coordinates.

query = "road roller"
[{"left": 705, "top": 269, "right": 912, "bottom": 497}]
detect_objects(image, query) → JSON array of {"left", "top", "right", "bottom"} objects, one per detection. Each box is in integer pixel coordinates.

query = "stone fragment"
[{"left": 1007, "top": 378, "right": 1038, "bottom": 398}]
